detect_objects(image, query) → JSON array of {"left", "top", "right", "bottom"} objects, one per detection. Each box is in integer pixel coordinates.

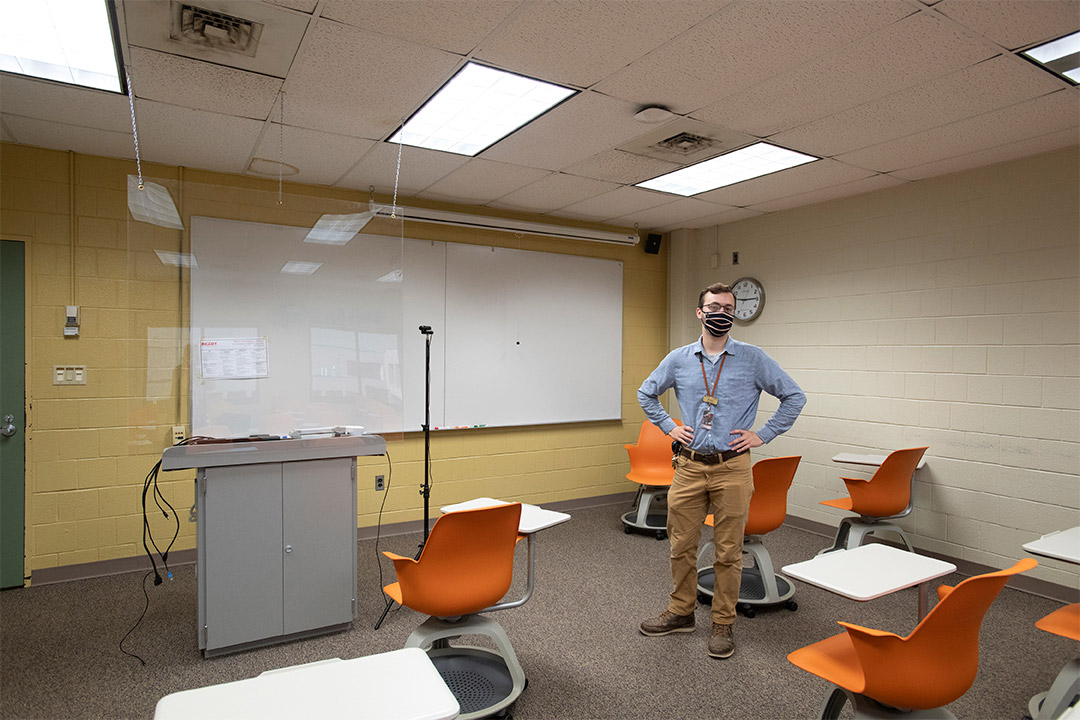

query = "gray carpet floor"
[{"left": 1, "top": 502, "right": 1074, "bottom": 719}]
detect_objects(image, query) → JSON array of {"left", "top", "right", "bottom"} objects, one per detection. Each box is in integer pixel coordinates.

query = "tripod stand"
[{"left": 375, "top": 325, "right": 433, "bottom": 630}]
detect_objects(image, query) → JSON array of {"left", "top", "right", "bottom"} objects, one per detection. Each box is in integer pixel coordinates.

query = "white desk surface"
[
  {"left": 1023, "top": 526, "right": 1080, "bottom": 565},
  {"left": 782, "top": 544, "right": 955, "bottom": 602},
  {"left": 440, "top": 497, "right": 571, "bottom": 534},
  {"left": 832, "top": 453, "right": 926, "bottom": 470},
  {"left": 154, "top": 648, "right": 459, "bottom": 720}
]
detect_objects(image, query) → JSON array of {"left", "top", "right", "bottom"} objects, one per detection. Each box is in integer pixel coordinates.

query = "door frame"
[{"left": 1, "top": 234, "right": 31, "bottom": 587}]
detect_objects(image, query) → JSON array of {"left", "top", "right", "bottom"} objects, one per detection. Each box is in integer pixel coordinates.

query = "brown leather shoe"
[
  {"left": 639, "top": 610, "right": 695, "bottom": 636},
  {"left": 708, "top": 622, "right": 735, "bottom": 658}
]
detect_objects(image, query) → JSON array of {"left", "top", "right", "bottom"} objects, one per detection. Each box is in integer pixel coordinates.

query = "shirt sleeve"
[
  {"left": 754, "top": 351, "right": 806, "bottom": 444},
  {"left": 637, "top": 352, "right": 679, "bottom": 435}
]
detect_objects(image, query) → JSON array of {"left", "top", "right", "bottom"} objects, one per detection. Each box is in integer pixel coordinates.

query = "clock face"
[{"left": 731, "top": 277, "right": 765, "bottom": 322}]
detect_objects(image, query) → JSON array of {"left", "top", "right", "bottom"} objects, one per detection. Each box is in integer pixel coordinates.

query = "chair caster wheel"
[
  {"left": 786, "top": 600, "right": 798, "bottom": 611},
  {"left": 737, "top": 604, "right": 756, "bottom": 618},
  {"left": 624, "top": 525, "right": 633, "bottom": 534},
  {"left": 698, "top": 592, "right": 711, "bottom": 604},
  {"left": 655, "top": 530, "right": 667, "bottom": 540}
]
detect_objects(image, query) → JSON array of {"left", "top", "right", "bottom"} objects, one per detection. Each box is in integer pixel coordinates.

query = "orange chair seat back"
[
  {"left": 789, "top": 557, "right": 1036, "bottom": 711},
  {"left": 744, "top": 456, "right": 800, "bottom": 536},
  {"left": 390, "top": 503, "right": 522, "bottom": 618},
  {"left": 625, "top": 420, "right": 679, "bottom": 488},
  {"left": 845, "top": 446, "right": 927, "bottom": 517}
]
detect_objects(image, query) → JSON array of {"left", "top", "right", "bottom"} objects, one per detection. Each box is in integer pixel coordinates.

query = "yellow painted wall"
[{"left": 0, "top": 143, "right": 669, "bottom": 578}]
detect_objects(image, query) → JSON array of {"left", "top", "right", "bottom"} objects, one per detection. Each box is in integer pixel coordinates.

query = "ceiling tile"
[
  {"left": 610, "top": 197, "right": 737, "bottom": 230},
  {"left": 772, "top": 54, "right": 1066, "bottom": 157},
  {"left": 476, "top": 0, "right": 730, "bottom": 88},
  {"left": 250, "top": 124, "right": 374, "bottom": 186},
  {"left": 417, "top": 158, "right": 549, "bottom": 205},
  {"left": 890, "top": 127, "right": 1080, "bottom": 181},
  {"left": 128, "top": 47, "right": 282, "bottom": 120},
  {"left": 691, "top": 158, "right": 876, "bottom": 206},
  {"left": 748, "top": 173, "right": 907, "bottom": 213},
  {"left": 934, "top": 0, "right": 1080, "bottom": 49},
  {"left": 563, "top": 149, "right": 682, "bottom": 185},
  {"left": 336, "top": 142, "right": 468, "bottom": 197},
  {"left": 263, "top": 0, "right": 318, "bottom": 12},
  {"left": 692, "top": 10, "right": 998, "bottom": 137},
  {"left": 482, "top": 91, "right": 650, "bottom": 171},
  {"left": 592, "top": 0, "right": 913, "bottom": 114},
  {"left": 487, "top": 173, "right": 619, "bottom": 213},
  {"left": 281, "top": 20, "right": 461, "bottom": 139},
  {"left": 323, "top": 0, "right": 520, "bottom": 55},
  {"left": 836, "top": 89, "right": 1080, "bottom": 172},
  {"left": 555, "top": 185, "right": 673, "bottom": 222},
  {"left": 132, "top": 100, "right": 264, "bottom": 174},
  {"left": 1, "top": 114, "right": 134, "bottom": 159},
  {"left": 0, "top": 74, "right": 131, "bottom": 132}
]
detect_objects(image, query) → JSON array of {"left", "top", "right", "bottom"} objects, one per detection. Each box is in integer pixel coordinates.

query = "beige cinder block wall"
[
  {"left": 668, "top": 148, "right": 1080, "bottom": 589},
  {"left": 0, "top": 143, "right": 669, "bottom": 581}
]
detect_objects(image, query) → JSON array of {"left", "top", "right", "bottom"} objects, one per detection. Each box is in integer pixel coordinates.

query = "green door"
[{"left": 0, "top": 240, "right": 26, "bottom": 588}]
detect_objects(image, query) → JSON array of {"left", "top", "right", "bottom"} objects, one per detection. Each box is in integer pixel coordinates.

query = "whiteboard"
[{"left": 189, "top": 216, "right": 622, "bottom": 436}]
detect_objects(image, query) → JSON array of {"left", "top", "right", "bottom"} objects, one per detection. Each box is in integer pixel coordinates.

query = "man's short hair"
[{"left": 698, "top": 282, "right": 734, "bottom": 308}]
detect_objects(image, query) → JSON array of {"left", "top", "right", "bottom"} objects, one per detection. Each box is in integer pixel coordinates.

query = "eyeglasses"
[{"left": 701, "top": 303, "right": 735, "bottom": 313}]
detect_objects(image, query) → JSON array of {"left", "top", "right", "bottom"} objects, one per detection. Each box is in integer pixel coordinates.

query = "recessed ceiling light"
[
  {"left": 281, "top": 261, "right": 322, "bottom": 275},
  {"left": 1021, "top": 31, "right": 1080, "bottom": 84},
  {"left": 388, "top": 62, "right": 576, "bottom": 156},
  {"left": 635, "top": 142, "right": 819, "bottom": 196},
  {"left": 0, "top": 0, "right": 122, "bottom": 93}
]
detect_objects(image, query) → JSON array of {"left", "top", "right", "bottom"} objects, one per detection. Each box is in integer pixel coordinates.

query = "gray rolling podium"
[{"left": 161, "top": 434, "right": 386, "bottom": 657}]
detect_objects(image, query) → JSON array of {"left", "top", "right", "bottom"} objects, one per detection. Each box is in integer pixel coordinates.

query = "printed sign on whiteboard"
[{"left": 200, "top": 337, "right": 269, "bottom": 380}]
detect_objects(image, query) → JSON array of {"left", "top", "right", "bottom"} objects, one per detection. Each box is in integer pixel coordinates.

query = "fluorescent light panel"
[
  {"left": 281, "top": 261, "right": 322, "bottom": 275},
  {"left": 636, "top": 142, "right": 819, "bottom": 197},
  {"left": 0, "top": 0, "right": 121, "bottom": 93},
  {"left": 389, "top": 62, "right": 576, "bottom": 156},
  {"left": 1021, "top": 31, "right": 1080, "bottom": 84}
]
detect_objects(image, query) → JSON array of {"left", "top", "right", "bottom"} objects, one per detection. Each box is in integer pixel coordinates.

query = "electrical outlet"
[
  {"left": 732, "top": 251, "right": 740, "bottom": 265},
  {"left": 375, "top": 474, "right": 385, "bottom": 491},
  {"left": 172, "top": 426, "right": 186, "bottom": 445}
]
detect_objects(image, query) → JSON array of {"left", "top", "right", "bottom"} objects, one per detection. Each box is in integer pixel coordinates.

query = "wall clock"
[{"left": 731, "top": 277, "right": 765, "bottom": 322}]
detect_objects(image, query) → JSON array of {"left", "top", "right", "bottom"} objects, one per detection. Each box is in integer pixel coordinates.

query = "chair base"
[
  {"left": 818, "top": 686, "right": 957, "bottom": 720},
  {"left": 819, "top": 517, "right": 914, "bottom": 554},
  {"left": 1029, "top": 657, "right": 1080, "bottom": 720},
  {"left": 405, "top": 614, "right": 525, "bottom": 720},
  {"left": 696, "top": 537, "right": 797, "bottom": 616},
  {"left": 620, "top": 486, "right": 668, "bottom": 540}
]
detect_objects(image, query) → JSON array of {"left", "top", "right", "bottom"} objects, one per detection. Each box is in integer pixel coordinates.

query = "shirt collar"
[{"left": 694, "top": 336, "right": 740, "bottom": 358}]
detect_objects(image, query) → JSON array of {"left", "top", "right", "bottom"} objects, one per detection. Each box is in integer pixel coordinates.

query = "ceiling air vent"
[
  {"left": 619, "top": 118, "right": 756, "bottom": 165},
  {"left": 169, "top": 3, "right": 263, "bottom": 58},
  {"left": 654, "top": 132, "right": 715, "bottom": 155}
]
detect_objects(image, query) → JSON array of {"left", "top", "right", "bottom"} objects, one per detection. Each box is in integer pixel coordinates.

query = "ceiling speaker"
[{"left": 644, "top": 233, "right": 662, "bottom": 254}]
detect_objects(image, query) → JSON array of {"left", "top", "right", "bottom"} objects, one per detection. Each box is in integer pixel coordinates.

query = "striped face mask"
[{"left": 702, "top": 310, "right": 734, "bottom": 337}]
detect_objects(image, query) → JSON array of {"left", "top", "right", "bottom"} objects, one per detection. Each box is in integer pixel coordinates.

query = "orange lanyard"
[{"left": 700, "top": 354, "right": 726, "bottom": 406}]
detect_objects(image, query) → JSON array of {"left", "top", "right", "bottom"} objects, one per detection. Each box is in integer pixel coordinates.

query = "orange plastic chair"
[
  {"left": 1029, "top": 603, "right": 1080, "bottom": 720},
  {"left": 621, "top": 420, "right": 680, "bottom": 540},
  {"left": 788, "top": 557, "right": 1037, "bottom": 719},
  {"left": 819, "top": 447, "right": 928, "bottom": 553},
  {"left": 696, "top": 456, "right": 801, "bottom": 616},
  {"left": 382, "top": 503, "right": 526, "bottom": 720}
]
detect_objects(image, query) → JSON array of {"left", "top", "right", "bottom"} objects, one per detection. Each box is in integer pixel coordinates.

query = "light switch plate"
[{"left": 53, "top": 365, "right": 87, "bottom": 385}]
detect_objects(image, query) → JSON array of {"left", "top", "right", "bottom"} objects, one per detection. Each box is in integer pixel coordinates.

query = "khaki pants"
[{"left": 666, "top": 452, "right": 753, "bottom": 625}]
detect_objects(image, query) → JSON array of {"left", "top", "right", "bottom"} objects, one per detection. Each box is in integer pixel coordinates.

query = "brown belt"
[{"left": 679, "top": 447, "right": 746, "bottom": 465}]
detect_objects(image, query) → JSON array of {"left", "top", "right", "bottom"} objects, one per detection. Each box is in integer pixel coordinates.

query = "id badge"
[{"left": 700, "top": 409, "right": 713, "bottom": 431}]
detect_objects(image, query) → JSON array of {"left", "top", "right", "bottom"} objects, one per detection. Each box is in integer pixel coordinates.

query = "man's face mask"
[{"left": 702, "top": 310, "right": 734, "bottom": 337}]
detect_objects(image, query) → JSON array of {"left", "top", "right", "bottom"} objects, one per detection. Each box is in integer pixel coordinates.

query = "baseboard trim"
[{"left": 31, "top": 495, "right": 1078, "bottom": 604}]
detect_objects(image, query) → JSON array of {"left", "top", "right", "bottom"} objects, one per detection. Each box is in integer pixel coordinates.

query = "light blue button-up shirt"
[{"left": 637, "top": 336, "right": 806, "bottom": 453}]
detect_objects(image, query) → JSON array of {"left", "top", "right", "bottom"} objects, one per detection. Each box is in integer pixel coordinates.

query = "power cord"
[
  {"left": 120, "top": 436, "right": 206, "bottom": 664},
  {"left": 374, "top": 448, "right": 394, "bottom": 599}
]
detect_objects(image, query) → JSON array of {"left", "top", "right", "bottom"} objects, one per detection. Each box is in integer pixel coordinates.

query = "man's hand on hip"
[{"left": 728, "top": 429, "right": 762, "bottom": 452}]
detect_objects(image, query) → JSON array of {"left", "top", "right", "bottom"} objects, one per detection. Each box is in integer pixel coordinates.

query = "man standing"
[{"left": 637, "top": 282, "right": 805, "bottom": 658}]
